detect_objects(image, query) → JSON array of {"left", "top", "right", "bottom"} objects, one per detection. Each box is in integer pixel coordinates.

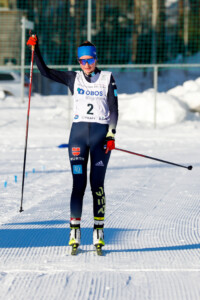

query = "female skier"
[{"left": 27, "top": 36, "right": 118, "bottom": 254}]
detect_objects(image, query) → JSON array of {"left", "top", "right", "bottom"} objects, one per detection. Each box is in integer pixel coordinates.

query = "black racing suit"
[{"left": 34, "top": 46, "right": 118, "bottom": 225}]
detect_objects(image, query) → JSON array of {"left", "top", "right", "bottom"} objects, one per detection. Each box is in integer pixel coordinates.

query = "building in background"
[{"left": 0, "top": 0, "right": 25, "bottom": 65}]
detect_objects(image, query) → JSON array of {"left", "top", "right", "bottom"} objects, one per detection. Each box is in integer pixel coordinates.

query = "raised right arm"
[{"left": 27, "top": 35, "right": 76, "bottom": 94}]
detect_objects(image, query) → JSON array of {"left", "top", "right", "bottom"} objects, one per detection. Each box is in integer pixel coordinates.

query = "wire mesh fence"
[{"left": 0, "top": 0, "right": 200, "bottom": 66}]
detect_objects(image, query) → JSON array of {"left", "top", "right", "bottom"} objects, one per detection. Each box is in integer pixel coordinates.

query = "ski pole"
[
  {"left": 20, "top": 36, "right": 35, "bottom": 212},
  {"left": 115, "top": 147, "right": 193, "bottom": 171}
]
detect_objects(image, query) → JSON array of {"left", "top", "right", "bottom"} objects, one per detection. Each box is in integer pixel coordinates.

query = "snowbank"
[
  {"left": 168, "top": 78, "right": 200, "bottom": 109},
  {"left": 119, "top": 89, "right": 187, "bottom": 126},
  {"left": 1, "top": 75, "right": 200, "bottom": 127}
]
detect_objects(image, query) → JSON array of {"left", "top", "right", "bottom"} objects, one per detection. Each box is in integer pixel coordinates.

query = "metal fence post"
[
  {"left": 87, "top": 0, "right": 92, "bottom": 41},
  {"left": 21, "top": 16, "right": 25, "bottom": 103},
  {"left": 154, "top": 65, "right": 158, "bottom": 128},
  {"left": 151, "top": 0, "right": 158, "bottom": 64},
  {"left": 21, "top": 17, "right": 34, "bottom": 103},
  {"left": 184, "top": 0, "right": 189, "bottom": 58}
]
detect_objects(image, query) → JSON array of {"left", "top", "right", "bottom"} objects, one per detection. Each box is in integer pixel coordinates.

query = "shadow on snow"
[
  {"left": 0, "top": 162, "right": 198, "bottom": 177},
  {"left": 0, "top": 224, "right": 199, "bottom": 252}
]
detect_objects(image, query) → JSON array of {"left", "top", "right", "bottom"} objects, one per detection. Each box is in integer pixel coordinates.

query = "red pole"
[
  {"left": 20, "top": 42, "right": 35, "bottom": 212},
  {"left": 115, "top": 147, "right": 193, "bottom": 171}
]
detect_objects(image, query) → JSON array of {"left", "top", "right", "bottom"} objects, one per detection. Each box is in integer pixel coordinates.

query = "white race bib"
[{"left": 73, "top": 71, "right": 111, "bottom": 124}]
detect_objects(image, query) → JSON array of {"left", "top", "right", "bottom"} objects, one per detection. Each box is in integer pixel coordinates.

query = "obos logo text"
[{"left": 77, "top": 88, "right": 103, "bottom": 96}]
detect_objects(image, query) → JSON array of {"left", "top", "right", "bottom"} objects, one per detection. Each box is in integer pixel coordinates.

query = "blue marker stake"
[
  {"left": 15, "top": 175, "right": 17, "bottom": 183},
  {"left": 32, "top": 168, "right": 35, "bottom": 173},
  {"left": 4, "top": 181, "right": 7, "bottom": 188}
]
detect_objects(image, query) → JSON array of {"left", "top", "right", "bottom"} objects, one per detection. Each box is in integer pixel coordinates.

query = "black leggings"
[{"left": 68, "top": 122, "right": 111, "bottom": 221}]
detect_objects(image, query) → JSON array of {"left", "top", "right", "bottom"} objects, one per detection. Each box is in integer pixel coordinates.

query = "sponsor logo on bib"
[
  {"left": 77, "top": 88, "right": 103, "bottom": 97},
  {"left": 77, "top": 88, "right": 85, "bottom": 94}
]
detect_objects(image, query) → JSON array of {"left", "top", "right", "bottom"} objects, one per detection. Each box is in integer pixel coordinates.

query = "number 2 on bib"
[{"left": 87, "top": 103, "right": 94, "bottom": 115}]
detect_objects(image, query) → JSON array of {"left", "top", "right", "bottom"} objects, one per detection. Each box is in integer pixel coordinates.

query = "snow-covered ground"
[{"left": 0, "top": 78, "right": 200, "bottom": 299}]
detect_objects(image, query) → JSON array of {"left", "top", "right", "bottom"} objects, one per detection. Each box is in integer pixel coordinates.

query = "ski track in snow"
[{"left": 0, "top": 96, "right": 200, "bottom": 300}]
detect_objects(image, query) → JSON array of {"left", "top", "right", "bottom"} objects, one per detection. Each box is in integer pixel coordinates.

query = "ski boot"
[
  {"left": 69, "top": 224, "right": 81, "bottom": 255},
  {"left": 93, "top": 226, "right": 105, "bottom": 256}
]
